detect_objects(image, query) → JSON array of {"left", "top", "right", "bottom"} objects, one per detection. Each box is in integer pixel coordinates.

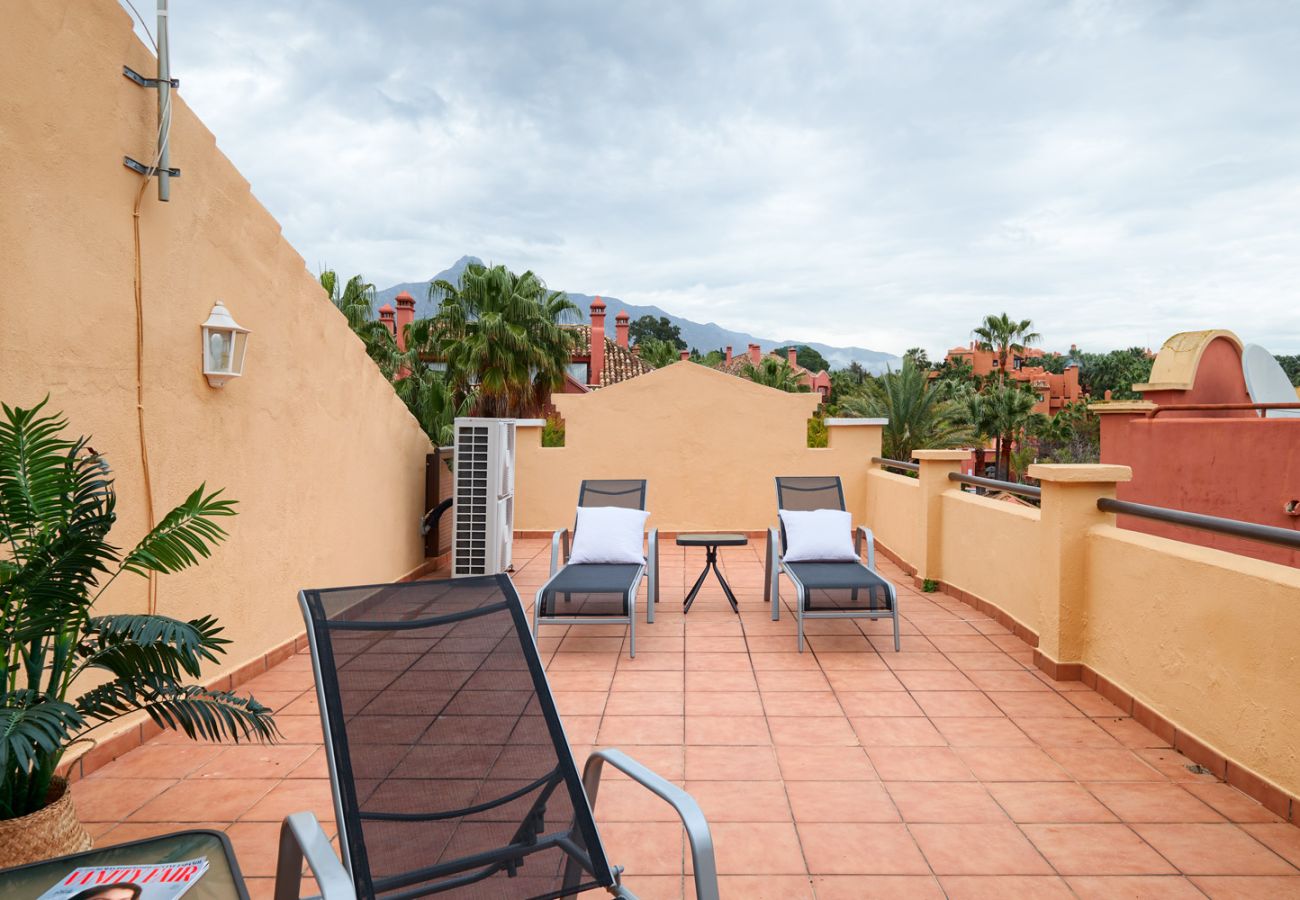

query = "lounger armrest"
[
  {"left": 856, "top": 525, "right": 876, "bottom": 571},
  {"left": 550, "top": 528, "right": 569, "bottom": 576},
  {"left": 275, "top": 811, "right": 355, "bottom": 900},
  {"left": 583, "top": 749, "right": 719, "bottom": 900},
  {"left": 647, "top": 527, "right": 660, "bottom": 609}
]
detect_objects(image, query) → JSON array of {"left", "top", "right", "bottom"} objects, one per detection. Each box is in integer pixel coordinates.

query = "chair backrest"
[
  {"left": 774, "top": 476, "right": 846, "bottom": 551},
  {"left": 574, "top": 479, "right": 647, "bottom": 535},
  {"left": 299, "top": 575, "right": 614, "bottom": 899}
]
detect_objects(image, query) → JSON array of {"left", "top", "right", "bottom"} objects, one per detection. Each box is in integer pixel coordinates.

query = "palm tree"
[
  {"left": 634, "top": 338, "right": 679, "bottom": 369},
  {"left": 319, "top": 269, "right": 403, "bottom": 380},
  {"left": 955, "top": 385, "right": 997, "bottom": 476},
  {"left": 985, "top": 381, "right": 1047, "bottom": 480},
  {"left": 423, "top": 263, "right": 579, "bottom": 417},
  {"left": 839, "top": 358, "right": 972, "bottom": 461},
  {"left": 973, "top": 313, "right": 1042, "bottom": 376},
  {"left": 741, "top": 357, "right": 810, "bottom": 393}
]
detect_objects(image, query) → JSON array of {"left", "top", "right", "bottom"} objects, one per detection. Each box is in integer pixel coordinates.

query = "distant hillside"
[{"left": 376, "top": 256, "right": 900, "bottom": 374}]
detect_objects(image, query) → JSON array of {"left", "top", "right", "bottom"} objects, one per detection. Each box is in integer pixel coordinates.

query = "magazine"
[{"left": 35, "top": 857, "right": 209, "bottom": 900}]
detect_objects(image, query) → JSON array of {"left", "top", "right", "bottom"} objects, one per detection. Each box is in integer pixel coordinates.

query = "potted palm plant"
[{"left": 0, "top": 400, "right": 277, "bottom": 866}]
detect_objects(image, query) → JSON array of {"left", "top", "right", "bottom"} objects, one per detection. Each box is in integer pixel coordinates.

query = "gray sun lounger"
[
  {"left": 277, "top": 574, "right": 717, "bottom": 900},
  {"left": 765, "top": 476, "right": 900, "bottom": 652},
  {"left": 534, "top": 479, "right": 659, "bottom": 658}
]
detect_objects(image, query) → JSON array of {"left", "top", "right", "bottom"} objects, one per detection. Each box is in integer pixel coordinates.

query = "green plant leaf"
[
  {"left": 76, "top": 680, "right": 278, "bottom": 743},
  {"left": 121, "top": 485, "right": 236, "bottom": 576},
  {"left": 0, "top": 691, "right": 83, "bottom": 773},
  {"left": 78, "top": 614, "right": 228, "bottom": 679}
]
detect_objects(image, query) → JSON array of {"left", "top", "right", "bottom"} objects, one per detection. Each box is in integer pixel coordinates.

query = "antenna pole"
[{"left": 156, "top": 0, "right": 171, "bottom": 201}]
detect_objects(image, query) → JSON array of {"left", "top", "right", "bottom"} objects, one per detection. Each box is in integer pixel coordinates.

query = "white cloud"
[{"left": 126, "top": 0, "right": 1300, "bottom": 356}]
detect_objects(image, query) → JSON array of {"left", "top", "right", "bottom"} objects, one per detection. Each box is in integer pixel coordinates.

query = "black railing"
[
  {"left": 1097, "top": 498, "right": 1300, "bottom": 551},
  {"left": 949, "top": 472, "right": 1042, "bottom": 500},
  {"left": 871, "top": 456, "right": 919, "bottom": 473}
]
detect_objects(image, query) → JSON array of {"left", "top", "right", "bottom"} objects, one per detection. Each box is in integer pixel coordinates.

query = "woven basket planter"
[{"left": 0, "top": 777, "right": 93, "bottom": 868}]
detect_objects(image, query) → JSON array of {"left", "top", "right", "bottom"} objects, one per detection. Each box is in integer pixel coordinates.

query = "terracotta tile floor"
[{"left": 75, "top": 539, "right": 1300, "bottom": 899}]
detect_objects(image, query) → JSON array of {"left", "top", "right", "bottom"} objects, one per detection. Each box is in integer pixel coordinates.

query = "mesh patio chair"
[
  {"left": 277, "top": 575, "right": 717, "bottom": 900},
  {"left": 765, "top": 476, "right": 900, "bottom": 652},
  {"left": 534, "top": 480, "right": 658, "bottom": 658}
]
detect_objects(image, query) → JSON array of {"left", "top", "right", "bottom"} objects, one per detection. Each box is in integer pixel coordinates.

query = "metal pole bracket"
[
  {"left": 123, "top": 156, "right": 180, "bottom": 178},
  {"left": 123, "top": 65, "right": 179, "bottom": 89}
]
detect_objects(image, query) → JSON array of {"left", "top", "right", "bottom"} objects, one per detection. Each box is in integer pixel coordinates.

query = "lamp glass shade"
[{"left": 201, "top": 301, "right": 250, "bottom": 387}]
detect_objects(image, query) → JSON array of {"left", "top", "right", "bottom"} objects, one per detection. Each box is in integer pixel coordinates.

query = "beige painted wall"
[
  {"left": 1086, "top": 526, "right": 1300, "bottom": 797},
  {"left": 864, "top": 470, "right": 922, "bottom": 564},
  {"left": 514, "top": 362, "right": 881, "bottom": 531},
  {"left": 0, "top": 0, "right": 433, "bottom": 683},
  {"left": 939, "top": 491, "right": 1041, "bottom": 634},
  {"left": 861, "top": 457, "right": 1300, "bottom": 799}
]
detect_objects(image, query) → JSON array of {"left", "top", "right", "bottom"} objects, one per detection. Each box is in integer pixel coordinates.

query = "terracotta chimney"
[
  {"left": 614, "top": 311, "right": 630, "bottom": 348},
  {"left": 679, "top": 349, "right": 689, "bottom": 361},
  {"left": 748, "top": 343, "right": 762, "bottom": 365},
  {"left": 378, "top": 304, "right": 396, "bottom": 337},
  {"left": 787, "top": 347, "right": 798, "bottom": 367},
  {"left": 725, "top": 346, "right": 733, "bottom": 365},
  {"left": 589, "top": 297, "right": 607, "bottom": 387},
  {"left": 394, "top": 291, "right": 415, "bottom": 352}
]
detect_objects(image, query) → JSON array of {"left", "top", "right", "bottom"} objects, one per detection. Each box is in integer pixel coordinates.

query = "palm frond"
[
  {"left": 78, "top": 614, "right": 228, "bottom": 680},
  {"left": 77, "top": 681, "right": 278, "bottom": 743},
  {"left": 0, "top": 691, "right": 83, "bottom": 773},
  {"left": 121, "top": 485, "right": 236, "bottom": 576}
]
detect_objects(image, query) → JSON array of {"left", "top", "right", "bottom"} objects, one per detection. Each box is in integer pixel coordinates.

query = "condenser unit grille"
[
  {"left": 451, "top": 419, "right": 516, "bottom": 578},
  {"left": 453, "top": 425, "right": 490, "bottom": 576}
]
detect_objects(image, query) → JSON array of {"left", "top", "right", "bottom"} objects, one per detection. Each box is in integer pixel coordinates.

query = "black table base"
[{"left": 677, "top": 533, "right": 748, "bottom": 614}]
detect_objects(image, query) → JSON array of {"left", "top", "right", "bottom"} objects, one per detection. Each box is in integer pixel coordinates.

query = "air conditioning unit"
[{"left": 452, "top": 418, "right": 516, "bottom": 577}]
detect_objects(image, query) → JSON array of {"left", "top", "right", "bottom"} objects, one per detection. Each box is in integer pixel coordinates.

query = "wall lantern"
[{"left": 201, "top": 301, "right": 250, "bottom": 388}]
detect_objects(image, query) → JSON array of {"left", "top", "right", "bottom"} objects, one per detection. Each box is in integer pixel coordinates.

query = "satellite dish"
[{"left": 1241, "top": 344, "right": 1300, "bottom": 418}]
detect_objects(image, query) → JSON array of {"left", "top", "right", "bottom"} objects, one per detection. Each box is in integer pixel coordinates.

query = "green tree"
[
  {"left": 741, "top": 357, "right": 811, "bottom": 393},
  {"left": 955, "top": 385, "right": 996, "bottom": 476},
  {"left": 1034, "top": 401, "right": 1100, "bottom": 464},
  {"left": 692, "top": 348, "right": 727, "bottom": 367},
  {"left": 773, "top": 345, "right": 830, "bottom": 373},
  {"left": 1075, "top": 347, "right": 1154, "bottom": 400},
  {"left": 932, "top": 355, "right": 976, "bottom": 389},
  {"left": 0, "top": 400, "right": 276, "bottom": 820},
  {"left": 973, "top": 313, "right": 1042, "bottom": 375},
  {"left": 902, "top": 347, "right": 931, "bottom": 370},
  {"left": 838, "top": 358, "right": 972, "bottom": 461},
  {"left": 635, "top": 337, "right": 680, "bottom": 369},
  {"left": 985, "top": 380, "right": 1046, "bottom": 480},
  {"left": 629, "top": 315, "right": 685, "bottom": 350},
  {"left": 423, "top": 263, "right": 579, "bottom": 417},
  {"left": 319, "top": 269, "right": 403, "bottom": 379}
]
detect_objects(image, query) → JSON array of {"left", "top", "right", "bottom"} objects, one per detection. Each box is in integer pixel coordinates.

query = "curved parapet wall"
[{"left": 1134, "top": 329, "right": 1251, "bottom": 411}]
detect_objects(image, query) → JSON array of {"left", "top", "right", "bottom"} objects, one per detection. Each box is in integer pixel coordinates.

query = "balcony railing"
[{"left": 1098, "top": 497, "right": 1300, "bottom": 551}]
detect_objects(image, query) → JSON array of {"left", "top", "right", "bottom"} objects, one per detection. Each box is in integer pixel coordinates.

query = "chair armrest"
[
  {"left": 647, "top": 527, "right": 659, "bottom": 606},
  {"left": 550, "top": 528, "right": 569, "bottom": 576},
  {"left": 275, "top": 811, "right": 355, "bottom": 900},
  {"left": 855, "top": 525, "right": 876, "bottom": 571},
  {"left": 583, "top": 749, "right": 718, "bottom": 900}
]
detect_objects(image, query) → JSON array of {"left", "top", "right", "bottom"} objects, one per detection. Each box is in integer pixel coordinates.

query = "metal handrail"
[
  {"left": 949, "top": 472, "right": 1042, "bottom": 499},
  {"left": 1098, "top": 498, "right": 1300, "bottom": 551},
  {"left": 1145, "top": 402, "right": 1300, "bottom": 419},
  {"left": 871, "top": 456, "right": 919, "bottom": 473}
]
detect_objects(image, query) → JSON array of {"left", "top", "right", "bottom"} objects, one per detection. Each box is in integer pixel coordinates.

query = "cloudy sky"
[{"left": 130, "top": 0, "right": 1299, "bottom": 356}]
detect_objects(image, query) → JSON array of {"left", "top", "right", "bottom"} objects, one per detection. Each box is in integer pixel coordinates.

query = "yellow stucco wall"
[
  {"left": 938, "top": 491, "right": 1041, "bottom": 634},
  {"left": 864, "top": 470, "right": 922, "bottom": 564},
  {"left": 0, "top": 0, "right": 433, "bottom": 684},
  {"left": 1085, "top": 526, "right": 1300, "bottom": 798},
  {"left": 514, "top": 362, "right": 881, "bottom": 531}
]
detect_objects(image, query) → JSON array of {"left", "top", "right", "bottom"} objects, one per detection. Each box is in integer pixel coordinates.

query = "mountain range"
[{"left": 375, "top": 256, "right": 901, "bottom": 373}]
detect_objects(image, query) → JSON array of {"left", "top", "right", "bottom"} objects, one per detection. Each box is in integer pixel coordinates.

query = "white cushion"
[
  {"left": 568, "top": 506, "right": 650, "bottom": 565},
  {"left": 779, "top": 508, "right": 858, "bottom": 562}
]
